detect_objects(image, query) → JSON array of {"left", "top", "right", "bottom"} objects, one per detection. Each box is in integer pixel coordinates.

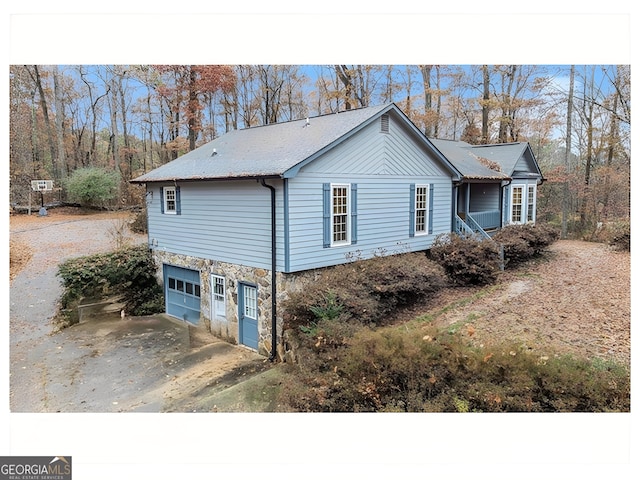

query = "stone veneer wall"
[{"left": 151, "top": 249, "right": 321, "bottom": 359}]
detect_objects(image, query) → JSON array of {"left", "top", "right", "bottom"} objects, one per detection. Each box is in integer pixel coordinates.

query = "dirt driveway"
[
  {"left": 417, "top": 239, "right": 630, "bottom": 369},
  {"left": 9, "top": 209, "right": 272, "bottom": 413}
]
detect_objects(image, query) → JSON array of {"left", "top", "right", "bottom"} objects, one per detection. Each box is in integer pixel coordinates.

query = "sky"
[{"left": 3, "top": 3, "right": 637, "bottom": 480}]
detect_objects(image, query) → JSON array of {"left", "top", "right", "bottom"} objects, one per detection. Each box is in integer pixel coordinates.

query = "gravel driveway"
[{"left": 9, "top": 210, "right": 268, "bottom": 412}]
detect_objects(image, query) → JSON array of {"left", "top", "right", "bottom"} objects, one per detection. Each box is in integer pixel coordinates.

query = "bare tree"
[{"left": 561, "top": 65, "right": 575, "bottom": 239}]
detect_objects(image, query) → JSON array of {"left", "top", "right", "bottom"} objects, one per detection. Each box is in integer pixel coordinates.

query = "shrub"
[
  {"left": 591, "top": 221, "right": 630, "bottom": 251},
  {"left": 130, "top": 207, "right": 148, "bottom": 234},
  {"left": 428, "top": 233, "right": 501, "bottom": 286},
  {"left": 278, "top": 325, "right": 630, "bottom": 412},
  {"left": 493, "top": 223, "right": 559, "bottom": 267},
  {"left": 282, "top": 252, "right": 447, "bottom": 330},
  {"left": 609, "top": 222, "right": 630, "bottom": 251},
  {"left": 64, "top": 167, "right": 119, "bottom": 208},
  {"left": 56, "top": 245, "right": 164, "bottom": 325}
]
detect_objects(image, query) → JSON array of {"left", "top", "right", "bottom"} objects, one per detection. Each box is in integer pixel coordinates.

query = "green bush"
[
  {"left": 428, "top": 233, "right": 501, "bottom": 286},
  {"left": 493, "top": 223, "right": 559, "bottom": 266},
  {"left": 64, "top": 167, "right": 119, "bottom": 208},
  {"left": 57, "top": 245, "right": 164, "bottom": 324},
  {"left": 282, "top": 252, "right": 447, "bottom": 330},
  {"left": 277, "top": 324, "right": 630, "bottom": 412}
]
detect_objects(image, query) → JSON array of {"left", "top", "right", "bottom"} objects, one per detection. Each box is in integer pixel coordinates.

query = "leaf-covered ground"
[{"left": 406, "top": 240, "right": 630, "bottom": 369}]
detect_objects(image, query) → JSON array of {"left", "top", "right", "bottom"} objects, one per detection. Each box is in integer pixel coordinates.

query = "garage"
[{"left": 163, "top": 264, "right": 201, "bottom": 324}]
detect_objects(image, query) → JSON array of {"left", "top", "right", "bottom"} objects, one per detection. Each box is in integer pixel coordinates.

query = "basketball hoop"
[
  {"left": 30, "top": 179, "right": 54, "bottom": 215},
  {"left": 31, "top": 180, "right": 54, "bottom": 192}
]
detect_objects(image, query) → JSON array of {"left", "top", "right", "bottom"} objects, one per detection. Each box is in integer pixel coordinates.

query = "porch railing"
[
  {"left": 468, "top": 209, "right": 501, "bottom": 230},
  {"left": 455, "top": 215, "right": 476, "bottom": 237},
  {"left": 464, "top": 214, "right": 492, "bottom": 240}
]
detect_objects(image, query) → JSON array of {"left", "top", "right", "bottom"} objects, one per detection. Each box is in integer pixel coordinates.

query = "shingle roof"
[
  {"left": 429, "top": 138, "right": 510, "bottom": 180},
  {"left": 469, "top": 142, "right": 528, "bottom": 174},
  {"left": 429, "top": 138, "right": 541, "bottom": 181},
  {"left": 131, "top": 103, "right": 398, "bottom": 183}
]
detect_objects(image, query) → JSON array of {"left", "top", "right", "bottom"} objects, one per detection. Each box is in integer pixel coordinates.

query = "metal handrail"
[
  {"left": 465, "top": 214, "right": 491, "bottom": 240},
  {"left": 456, "top": 214, "right": 504, "bottom": 271}
]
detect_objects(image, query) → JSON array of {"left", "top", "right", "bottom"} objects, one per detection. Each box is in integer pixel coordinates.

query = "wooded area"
[{"left": 9, "top": 64, "right": 630, "bottom": 238}]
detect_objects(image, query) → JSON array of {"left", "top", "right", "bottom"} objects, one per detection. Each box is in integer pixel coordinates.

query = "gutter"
[{"left": 259, "top": 178, "right": 278, "bottom": 362}]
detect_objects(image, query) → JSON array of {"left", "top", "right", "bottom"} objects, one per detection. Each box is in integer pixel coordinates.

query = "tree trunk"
[
  {"left": 579, "top": 67, "right": 595, "bottom": 230},
  {"left": 188, "top": 67, "right": 198, "bottom": 150},
  {"left": 118, "top": 72, "right": 133, "bottom": 179},
  {"left": 30, "top": 66, "right": 57, "bottom": 175},
  {"left": 434, "top": 66, "right": 441, "bottom": 138},
  {"left": 109, "top": 76, "right": 120, "bottom": 173},
  {"left": 420, "top": 65, "right": 433, "bottom": 137},
  {"left": 561, "top": 65, "right": 574, "bottom": 239},
  {"left": 602, "top": 70, "right": 619, "bottom": 221},
  {"left": 481, "top": 65, "right": 490, "bottom": 143},
  {"left": 53, "top": 66, "right": 67, "bottom": 179}
]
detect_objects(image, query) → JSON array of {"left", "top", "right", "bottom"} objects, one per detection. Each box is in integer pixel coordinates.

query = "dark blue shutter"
[
  {"left": 503, "top": 186, "right": 509, "bottom": 226},
  {"left": 409, "top": 184, "right": 416, "bottom": 237},
  {"left": 428, "top": 183, "right": 434, "bottom": 234},
  {"left": 160, "top": 187, "right": 165, "bottom": 213},
  {"left": 323, "top": 183, "right": 330, "bottom": 248},
  {"left": 350, "top": 183, "right": 357, "bottom": 245},
  {"left": 175, "top": 186, "right": 181, "bottom": 215}
]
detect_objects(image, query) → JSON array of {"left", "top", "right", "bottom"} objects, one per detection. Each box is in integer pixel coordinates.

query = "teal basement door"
[{"left": 164, "top": 264, "right": 201, "bottom": 325}]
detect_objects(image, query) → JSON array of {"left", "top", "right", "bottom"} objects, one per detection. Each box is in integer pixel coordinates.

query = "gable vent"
[{"left": 380, "top": 114, "right": 389, "bottom": 133}]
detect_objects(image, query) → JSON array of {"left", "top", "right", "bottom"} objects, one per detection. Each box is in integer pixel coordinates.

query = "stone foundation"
[{"left": 151, "top": 249, "right": 319, "bottom": 359}]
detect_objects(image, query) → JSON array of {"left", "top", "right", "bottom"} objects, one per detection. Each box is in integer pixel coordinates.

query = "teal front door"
[
  {"left": 239, "top": 283, "right": 258, "bottom": 350},
  {"left": 164, "top": 264, "right": 201, "bottom": 324}
]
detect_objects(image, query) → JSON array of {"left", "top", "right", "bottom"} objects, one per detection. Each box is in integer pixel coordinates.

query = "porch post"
[{"left": 465, "top": 183, "right": 471, "bottom": 215}]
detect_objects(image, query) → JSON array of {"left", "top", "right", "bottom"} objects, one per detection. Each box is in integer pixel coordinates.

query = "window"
[
  {"left": 410, "top": 183, "right": 433, "bottom": 237},
  {"left": 211, "top": 274, "right": 226, "bottom": 320},
  {"left": 511, "top": 185, "right": 524, "bottom": 223},
  {"left": 243, "top": 285, "right": 257, "bottom": 320},
  {"left": 331, "top": 184, "right": 350, "bottom": 245},
  {"left": 414, "top": 185, "right": 429, "bottom": 235},
  {"left": 167, "top": 276, "right": 200, "bottom": 298},
  {"left": 323, "top": 183, "right": 357, "bottom": 247},
  {"left": 162, "top": 186, "right": 180, "bottom": 214},
  {"left": 527, "top": 185, "right": 536, "bottom": 223}
]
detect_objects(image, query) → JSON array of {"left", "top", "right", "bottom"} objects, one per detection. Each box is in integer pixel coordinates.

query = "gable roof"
[
  {"left": 428, "top": 138, "right": 542, "bottom": 182},
  {"left": 131, "top": 103, "right": 459, "bottom": 183}
]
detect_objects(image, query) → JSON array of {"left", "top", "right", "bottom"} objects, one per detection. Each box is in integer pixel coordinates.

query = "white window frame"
[
  {"left": 331, "top": 183, "right": 351, "bottom": 246},
  {"left": 211, "top": 274, "right": 226, "bottom": 321},
  {"left": 163, "top": 186, "right": 177, "bottom": 214},
  {"left": 526, "top": 184, "right": 536, "bottom": 223},
  {"left": 510, "top": 185, "right": 525, "bottom": 224},
  {"left": 414, "top": 184, "right": 430, "bottom": 235},
  {"left": 243, "top": 285, "right": 258, "bottom": 320}
]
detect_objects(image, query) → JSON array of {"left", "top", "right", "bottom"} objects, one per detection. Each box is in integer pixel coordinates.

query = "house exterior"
[
  {"left": 429, "top": 138, "right": 544, "bottom": 239},
  {"left": 131, "top": 103, "right": 543, "bottom": 358}
]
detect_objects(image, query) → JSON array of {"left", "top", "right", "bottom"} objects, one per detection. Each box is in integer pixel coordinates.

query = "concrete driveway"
[{"left": 9, "top": 210, "right": 272, "bottom": 413}]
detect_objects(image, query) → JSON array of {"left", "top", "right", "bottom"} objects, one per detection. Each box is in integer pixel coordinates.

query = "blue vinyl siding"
[
  {"left": 283, "top": 117, "right": 452, "bottom": 271},
  {"left": 286, "top": 175, "right": 451, "bottom": 271},
  {"left": 148, "top": 181, "right": 285, "bottom": 270},
  {"left": 469, "top": 183, "right": 501, "bottom": 212}
]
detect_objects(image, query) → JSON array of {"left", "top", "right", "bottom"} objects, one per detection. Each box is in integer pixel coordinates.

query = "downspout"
[
  {"left": 500, "top": 178, "right": 513, "bottom": 227},
  {"left": 260, "top": 178, "right": 278, "bottom": 362}
]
